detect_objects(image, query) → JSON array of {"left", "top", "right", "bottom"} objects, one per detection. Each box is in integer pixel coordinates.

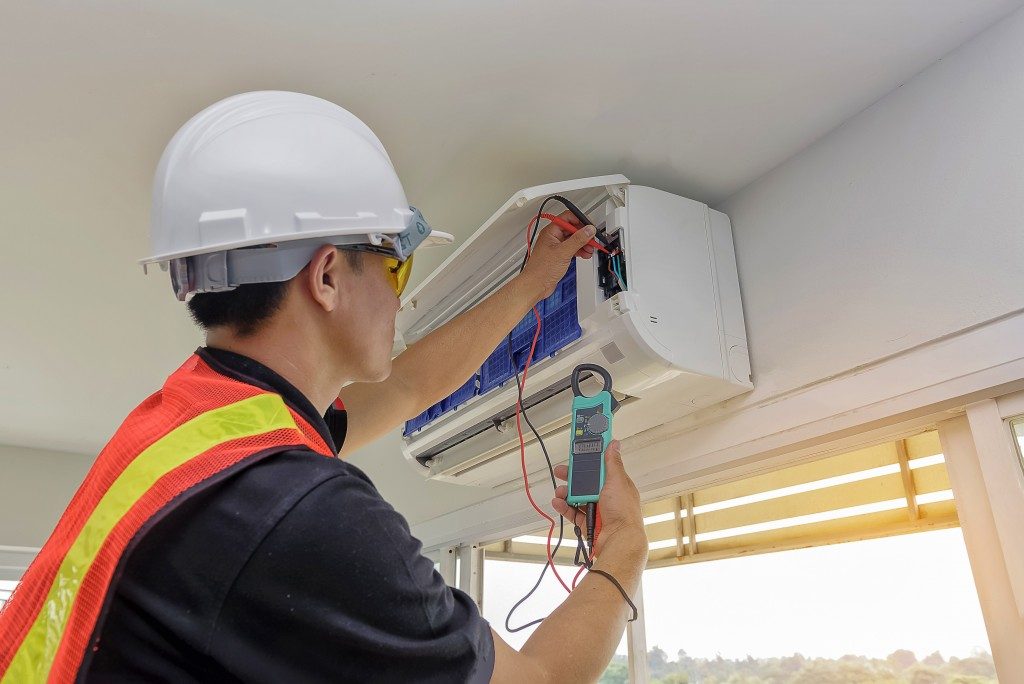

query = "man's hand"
[
  {"left": 492, "top": 439, "right": 647, "bottom": 683},
  {"left": 518, "top": 211, "right": 597, "bottom": 302},
  {"left": 550, "top": 440, "right": 646, "bottom": 557}
]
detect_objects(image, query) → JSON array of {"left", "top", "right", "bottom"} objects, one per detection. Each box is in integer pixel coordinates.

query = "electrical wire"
[
  {"left": 570, "top": 515, "right": 639, "bottom": 623},
  {"left": 505, "top": 198, "right": 574, "bottom": 632},
  {"left": 511, "top": 304, "right": 568, "bottom": 592},
  {"left": 503, "top": 312, "right": 570, "bottom": 632},
  {"left": 607, "top": 256, "right": 621, "bottom": 290},
  {"left": 538, "top": 213, "right": 611, "bottom": 254},
  {"left": 606, "top": 254, "right": 622, "bottom": 290},
  {"left": 516, "top": 206, "right": 570, "bottom": 593},
  {"left": 572, "top": 564, "right": 587, "bottom": 590},
  {"left": 504, "top": 195, "right": 636, "bottom": 631},
  {"left": 523, "top": 197, "right": 600, "bottom": 267}
]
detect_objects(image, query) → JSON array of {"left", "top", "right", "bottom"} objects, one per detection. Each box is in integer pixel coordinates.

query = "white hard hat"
[{"left": 142, "top": 91, "right": 453, "bottom": 300}]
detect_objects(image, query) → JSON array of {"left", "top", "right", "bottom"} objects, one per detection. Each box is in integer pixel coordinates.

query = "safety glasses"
[
  {"left": 342, "top": 205, "right": 429, "bottom": 297},
  {"left": 336, "top": 246, "right": 415, "bottom": 298},
  {"left": 382, "top": 254, "right": 414, "bottom": 297}
]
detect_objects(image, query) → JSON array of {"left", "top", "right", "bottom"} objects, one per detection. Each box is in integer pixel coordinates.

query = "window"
[
  {"left": 481, "top": 430, "right": 986, "bottom": 680},
  {"left": 640, "top": 528, "right": 992, "bottom": 681}
]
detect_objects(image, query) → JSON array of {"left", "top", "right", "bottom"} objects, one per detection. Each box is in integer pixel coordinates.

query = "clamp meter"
[{"left": 567, "top": 364, "right": 618, "bottom": 506}]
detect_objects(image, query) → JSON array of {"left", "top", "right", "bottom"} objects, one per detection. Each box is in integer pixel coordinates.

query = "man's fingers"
[
  {"left": 553, "top": 464, "right": 568, "bottom": 481},
  {"left": 537, "top": 214, "right": 599, "bottom": 262},
  {"left": 551, "top": 498, "right": 585, "bottom": 527},
  {"left": 544, "top": 212, "right": 591, "bottom": 240},
  {"left": 554, "top": 210, "right": 582, "bottom": 227},
  {"left": 603, "top": 440, "right": 624, "bottom": 479},
  {"left": 566, "top": 224, "right": 597, "bottom": 253},
  {"left": 543, "top": 212, "right": 581, "bottom": 240},
  {"left": 554, "top": 484, "right": 567, "bottom": 499}
]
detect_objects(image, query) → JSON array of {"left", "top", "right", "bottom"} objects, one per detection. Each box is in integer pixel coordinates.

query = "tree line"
[{"left": 599, "top": 646, "right": 997, "bottom": 683}]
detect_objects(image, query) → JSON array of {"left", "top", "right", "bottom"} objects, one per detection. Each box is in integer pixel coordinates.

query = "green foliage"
[
  {"left": 887, "top": 650, "right": 918, "bottom": 672},
  {"left": 618, "top": 648, "right": 997, "bottom": 684},
  {"left": 904, "top": 664, "right": 944, "bottom": 684},
  {"left": 947, "top": 655, "right": 996, "bottom": 678},
  {"left": 791, "top": 660, "right": 897, "bottom": 683},
  {"left": 653, "top": 673, "right": 691, "bottom": 684},
  {"left": 599, "top": 659, "right": 628, "bottom": 684},
  {"left": 649, "top": 645, "right": 671, "bottom": 679}
]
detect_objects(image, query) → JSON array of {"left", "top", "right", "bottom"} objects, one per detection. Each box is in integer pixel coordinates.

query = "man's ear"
[{"left": 304, "top": 245, "right": 347, "bottom": 313}]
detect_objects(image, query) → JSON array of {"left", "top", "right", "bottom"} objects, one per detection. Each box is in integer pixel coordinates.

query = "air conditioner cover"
[{"left": 396, "top": 176, "right": 752, "bottom": 488}]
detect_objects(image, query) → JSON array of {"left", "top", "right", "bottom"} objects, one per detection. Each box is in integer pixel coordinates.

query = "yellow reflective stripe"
[{"left": 4, "top": 393, "right": 296, "bottom": 684}]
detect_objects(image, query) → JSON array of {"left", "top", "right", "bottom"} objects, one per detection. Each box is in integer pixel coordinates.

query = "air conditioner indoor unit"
[{"left": 396, "top": 175, "right": 752, "bottom": 488}]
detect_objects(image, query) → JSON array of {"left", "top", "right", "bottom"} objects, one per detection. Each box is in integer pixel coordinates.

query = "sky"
[{"left": 484, "top": 527, "right": 990, "bottom": 661}]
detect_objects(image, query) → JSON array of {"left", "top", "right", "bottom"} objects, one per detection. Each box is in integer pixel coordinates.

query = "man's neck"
[{"left": 205, "top": 327, "right": 347, "bottom": 416}]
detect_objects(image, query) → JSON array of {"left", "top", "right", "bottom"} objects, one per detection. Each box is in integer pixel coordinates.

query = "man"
[{"left": 0, "top": 92, "right": 647, "bottom": 682}]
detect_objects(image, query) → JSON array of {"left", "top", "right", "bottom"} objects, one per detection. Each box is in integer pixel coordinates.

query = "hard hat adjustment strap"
[
  {"left": 167, "top": 206, "right": 436, "bottom": 300},
  {"left": 171, "top": 234, "right": 379, "bottom": 301},
  {"left": 383, "top": 206, "right": 432, "bottom": 261}
]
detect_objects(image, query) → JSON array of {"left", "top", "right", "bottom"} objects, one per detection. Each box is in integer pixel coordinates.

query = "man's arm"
[
  {"left": 338, "top": 216, "right": 597, "bottom": 457},
  {"left": 491, "top": 441, "right": 648, "bottom": 683}
]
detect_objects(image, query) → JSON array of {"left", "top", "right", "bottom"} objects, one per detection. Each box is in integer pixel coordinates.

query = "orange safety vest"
[{"left": 0, "top": 354, "right": 334, "bottom": 683}]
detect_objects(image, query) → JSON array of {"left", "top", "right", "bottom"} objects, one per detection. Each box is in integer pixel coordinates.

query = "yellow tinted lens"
[{"left": 385, "top": 255, "right": 413, "bottom": 296}]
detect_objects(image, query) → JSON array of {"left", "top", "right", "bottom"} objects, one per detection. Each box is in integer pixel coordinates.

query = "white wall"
[
  {"left": 0, "top": 445, "right": 94, "bottom": 548},
  {"left": 717, "top": 6, "right": 1024, "bottom": 400}
]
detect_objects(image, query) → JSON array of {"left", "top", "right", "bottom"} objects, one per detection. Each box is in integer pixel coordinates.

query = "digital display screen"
[{"left": 573, "top": 440, "right": 603, "bottom": 455}]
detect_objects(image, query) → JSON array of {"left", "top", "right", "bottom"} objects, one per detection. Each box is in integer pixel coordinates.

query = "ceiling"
[{"left": 1, "top": 1, "right": 1020, "bottom": 515}]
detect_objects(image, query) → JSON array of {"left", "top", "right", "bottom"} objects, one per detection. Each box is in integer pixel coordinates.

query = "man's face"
[{"left": 338, "top": 252, "right": 402, "bottom": 382}]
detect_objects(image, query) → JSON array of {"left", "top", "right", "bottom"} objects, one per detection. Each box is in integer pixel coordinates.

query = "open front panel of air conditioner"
[{"left": 396, "top": 175, "right": 752, "bottom": 488}]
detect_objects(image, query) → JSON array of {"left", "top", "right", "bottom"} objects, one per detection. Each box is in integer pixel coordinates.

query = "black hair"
[{"left": 186, "top": 250, "right": 362, "bottom": 337}]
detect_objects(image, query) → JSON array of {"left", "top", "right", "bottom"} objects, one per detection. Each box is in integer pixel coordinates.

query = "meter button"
[{"left": 586, "top": 413, "right": 609, "bottom": 434}]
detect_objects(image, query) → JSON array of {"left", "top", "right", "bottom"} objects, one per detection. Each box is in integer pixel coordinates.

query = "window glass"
[{"left": 639, "top": 529, "right": 993, "bottom": 682}]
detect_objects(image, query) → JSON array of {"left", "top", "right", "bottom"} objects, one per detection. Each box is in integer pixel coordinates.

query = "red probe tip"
[{"left": 540, "top": 213, "right": 611, "bottom": 254}]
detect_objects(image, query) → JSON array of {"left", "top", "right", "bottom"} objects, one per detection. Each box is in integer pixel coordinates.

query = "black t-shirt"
[{"left": 81, "top": 347, "right": 494, "bottom": 683}]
